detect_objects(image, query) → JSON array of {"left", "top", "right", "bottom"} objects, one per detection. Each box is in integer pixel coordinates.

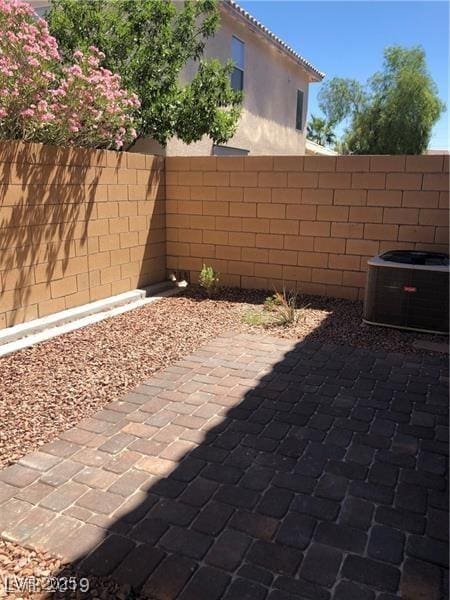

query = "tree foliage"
[
  {"left": 317, "top": 46, "right": 444, "bottom": 154},
  {"left": 47, "top": 0, "right": 242, "bottom": 146},
  {"left": 307, "top": 115, "right": 336, "bottom": 147},
  {"left": 0, "top": 0, "right": 138, "bottom": 149},
  {"left": 318, "top": 78, "right": 366, "bottom": 126}
]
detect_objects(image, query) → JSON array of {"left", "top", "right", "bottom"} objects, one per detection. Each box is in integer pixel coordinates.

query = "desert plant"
[
  {"left": 269, "top": 288, "right": 298, "bottom": 326},
  {"left": 264, "top": 292, "right": 283, "bottom": 312},
  {"left": 199, "top": 264, "right": 219, "bottom": 297},
  {"left": 242, "top": 310, "right": 269, "bottom": 327},
  {"left": 243, "top": 288, "right": 310, "bottom": 329},
  {"left": 0, "top": 0, "right": 139, "bottom": 149}
]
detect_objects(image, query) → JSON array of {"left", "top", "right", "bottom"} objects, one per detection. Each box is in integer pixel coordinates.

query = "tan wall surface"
[
  {"left": 0, "top": 142, "right": 165, "bottom": 329},
  {"left": 165, "top": 154, "right": 450, "bottom": 300},
  {"left": 1, "top": 144, "right": 448, "bottom": 330}
]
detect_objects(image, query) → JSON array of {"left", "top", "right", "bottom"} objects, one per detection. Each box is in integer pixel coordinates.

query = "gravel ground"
[
  {"left": 0, "top": 285, "right": 446, "bottom": 470},
  {"left": 0, "top": 539, "right": 138, "bottom": 599},
  {"left": 0, "top": 285, "right": 447, "bottom": 595}
]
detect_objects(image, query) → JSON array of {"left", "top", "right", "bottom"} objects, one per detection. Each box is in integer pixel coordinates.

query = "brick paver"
[{"left": 0, "top": 333, "right": 448, "bottom": 599}]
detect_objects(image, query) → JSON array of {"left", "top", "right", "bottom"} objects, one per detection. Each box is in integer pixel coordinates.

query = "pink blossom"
[{"left": 0, "top": 0, "right": 140, "bottom": 150}]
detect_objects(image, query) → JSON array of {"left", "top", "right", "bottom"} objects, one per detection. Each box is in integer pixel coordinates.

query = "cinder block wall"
[
  {"left": 166, "top": 155, "right": 449, "bottom": 300},
  {"left": 0, "top": 141, "right": 165, "bottom": 329},
  {"left": 1, "top": 144, "right": 448, "bottom": 330}
]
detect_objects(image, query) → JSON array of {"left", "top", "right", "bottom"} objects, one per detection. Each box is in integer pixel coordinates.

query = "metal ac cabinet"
[{"left": 363, "top": 251, "right": 449, "bottom": 334}]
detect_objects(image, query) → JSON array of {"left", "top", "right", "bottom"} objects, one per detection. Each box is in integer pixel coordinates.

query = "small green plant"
[
  {"left": 269, "top": 288, "right": 298, "bottom": 326},
  {"left": 199, "top": 264, "right": 220, "bottom": 297},
  {"left": 264, "top": 293, "right": 283, "bottom": 312},
  {"left": 242, "top": 310, "right": 267, "bottom": 327},
  {"left": 242, "top": 306, "right": 277, "bottom": 327}
]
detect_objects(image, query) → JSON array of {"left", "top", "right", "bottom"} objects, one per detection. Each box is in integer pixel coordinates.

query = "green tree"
[
  {"left": 318, "top": 78, "right": 367, "bottom": 126},
  {"left": 317, "top": 46, "right": 444, "bottom": 154},
  {"left": 47, "top": 0, "right": 242, "bottom": 146},
  {"left": 307, "top": 115, "right": 336, "bottom": 147}
]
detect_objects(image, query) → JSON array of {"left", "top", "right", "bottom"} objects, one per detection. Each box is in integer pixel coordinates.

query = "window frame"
[
  {"left": 231, "top": 35, "right": 245, "bottom": 92},
  {"left": 296, "top": 89, "right": 304, "bottom": 131}
]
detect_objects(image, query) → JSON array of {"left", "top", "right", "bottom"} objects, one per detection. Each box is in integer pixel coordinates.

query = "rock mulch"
[
  {"left": 0, "top": 286, "right": 445, "bottom": 470},
  {"left": 0, "top": 539, "right": 135, "bottom": 599}
]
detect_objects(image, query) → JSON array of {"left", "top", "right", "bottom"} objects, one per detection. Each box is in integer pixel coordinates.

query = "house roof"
[
  {"left": 222, "top": 0, "right": 325, "bottom": 82},
  {"left": 305, "top": 139, "right": 338, "bottom": 156}
]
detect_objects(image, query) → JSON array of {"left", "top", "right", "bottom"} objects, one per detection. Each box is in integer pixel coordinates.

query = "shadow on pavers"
[{"left": 1, "top": 304, "right": 448, "bottom": 599}]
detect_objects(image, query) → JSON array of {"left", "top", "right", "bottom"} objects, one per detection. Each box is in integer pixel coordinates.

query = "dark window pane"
[
  {"left": 232, "top": 37, "right": 245, "bottom": 70},
  {"left": 296, "top": 90, "right": 304, "bottom": 130},
  {"left": 231, "top": 68, "right": 244, "bottom": 92}
]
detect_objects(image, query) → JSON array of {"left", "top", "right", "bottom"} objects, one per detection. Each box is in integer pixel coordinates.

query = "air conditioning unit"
[{"left": 363, "top": 250, "right": 449, "bottom": 334}]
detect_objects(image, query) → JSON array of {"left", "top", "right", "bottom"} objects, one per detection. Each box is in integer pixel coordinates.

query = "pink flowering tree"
[{"left": 0, "top": 0, "right": 139, "bottom": 149}]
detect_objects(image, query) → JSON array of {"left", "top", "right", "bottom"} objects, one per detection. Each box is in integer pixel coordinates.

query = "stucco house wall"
[
  {"left": 28, "top": 0, "right": 323, "bottom": 156},
  {"left": 135, "top": 8, "right": 312, "bottom": 156}
]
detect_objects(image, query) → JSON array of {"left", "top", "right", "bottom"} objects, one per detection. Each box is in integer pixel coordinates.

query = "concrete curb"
[{"left": 0, "top": 282, "right": 181, "bottom": 358}]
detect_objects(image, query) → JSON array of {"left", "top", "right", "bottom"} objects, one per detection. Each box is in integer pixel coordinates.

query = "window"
[
  {"left": 296, "top": 90, "right": 304, "bottom": 131},
  {"left": 231, "top": 36, "right": 245, "bottom": 91},
  {"left": 213, "top": 145, "right": 249, "bottom": 156}
]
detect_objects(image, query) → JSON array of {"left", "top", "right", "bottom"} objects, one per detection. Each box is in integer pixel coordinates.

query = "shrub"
[
  {"left": 243, "top": 287, "right": 310, "bottom": 329},
  {"left": 264, "top": 293, "right": 283, "bottom": 312},
  {"left": 199, "top": 264, "right": 220, "bottom": 297},
  {"left": 0, "top": 0, "right": 139, "bottom": 149}
]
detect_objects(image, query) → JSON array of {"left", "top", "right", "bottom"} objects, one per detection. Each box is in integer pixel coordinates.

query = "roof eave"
[{"left": 221, "top": 1, "right": 325, "bottom": 82}]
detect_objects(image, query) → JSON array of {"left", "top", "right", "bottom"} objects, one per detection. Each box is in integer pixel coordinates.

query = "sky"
[{"left": 238, "top": 0, "right": 449, "bottom": 150}]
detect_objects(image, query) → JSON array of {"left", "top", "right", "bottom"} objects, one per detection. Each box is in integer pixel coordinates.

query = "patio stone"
[
  {"left": 223, "top": 578, "right": 267, "bottom": 600},
  {"left": 18, "top": 452, "right": 62, "bottom": 472},
  {"left": 41, "top": 439, "right": 80, "bottom": 459},
  {"left": 76, "top": 489, "right": 125, "bottom": 515},
  {"left": 0, "top": 333, "right": 447, "bottom": 599},
  {"left": 159, "top": 525, "right": 213, "bottom": 559},
  {"left": 334, "top": 580, "right": 375, "bottom": 600},
  {"left": 300, "top": 543, "right": 342, "bottom": 587},
  {"left": 367, "top": 525, "right": 405, "bottom": 564},
  {"left": 2, "top": 505, "right": 56, "bottom": 543},
  {"left": 113, "top": 543, "right": 165, "bottom": 588},
  {"left": 178, "top": 566, "right": 231, "bottom": 600},
  {"left": 314, "top": 522, "right": 367, "bottom": 553},
  {"left": 80, "top": 533, "right": 135, "bottom": 576},
  {"left": 40, "top": 459, "right": 84, "bottom": 486},
  {"left": 247, "top": 540, "right": 303, "bottom": 575},
  {"left": 98, "top": 433, "right": 136, "bottom": 454},
  {"left": 230, "top": 511, "right": 278, "bottom": 541},
  {"left": 341, "top": 555, "right": 401, "bottom": 592},
  {"left": 142, "top": 554, "right": 197, "bottom": 600},
  {"left": 73, "top": 467, "right": 118, "bottom": 490},
  {"left": 0, "top": 464, "right": 40, "bottom": 488},
  {"left": 107, "top": 469, "right": 150, "bottom": 497},
  {"left": 40, "top": 481, "right": 90, "bottom": 512},
  {"left": 122, "top": 422, "right": 158, "bottom": 438},
  {"left": 15, "top": 481, "right": 53, "bottom": 505},
  {"left": 0, "top": 481, "right": 17, "bottom": 504},
  {"left": 205, "top": 530, "right": 251, "bottom": 571},
  {"left": 71, "top": 448, "right": 110, "bottom": 468}
]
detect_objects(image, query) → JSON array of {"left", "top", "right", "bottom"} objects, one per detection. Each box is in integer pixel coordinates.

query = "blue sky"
[{"left": 238, "top": 1, "right": 449, "bottom": 149}]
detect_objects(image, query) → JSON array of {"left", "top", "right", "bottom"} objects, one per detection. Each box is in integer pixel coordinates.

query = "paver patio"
[{"left": 0, "top": 332, "right": 448, "bottom": 599}]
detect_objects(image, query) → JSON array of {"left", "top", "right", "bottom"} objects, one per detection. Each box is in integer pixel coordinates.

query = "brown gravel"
[
  {"left": 0, "top": 539, "right": 140, "bottom": 599},
  {"left": 0, "top": 285, "right": 446, "bottom": 470}
]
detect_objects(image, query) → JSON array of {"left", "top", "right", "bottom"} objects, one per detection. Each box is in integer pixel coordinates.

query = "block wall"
[
  {"left": 0, "top": 141, "right": 165, "bottom": 329},
  {"left": 165, "top": 154, "right": 449, "bottom": 300}
]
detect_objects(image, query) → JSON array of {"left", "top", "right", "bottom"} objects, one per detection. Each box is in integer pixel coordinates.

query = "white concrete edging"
[{"left": 0, "top": 283, "right": 181, "bottom": 357}]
